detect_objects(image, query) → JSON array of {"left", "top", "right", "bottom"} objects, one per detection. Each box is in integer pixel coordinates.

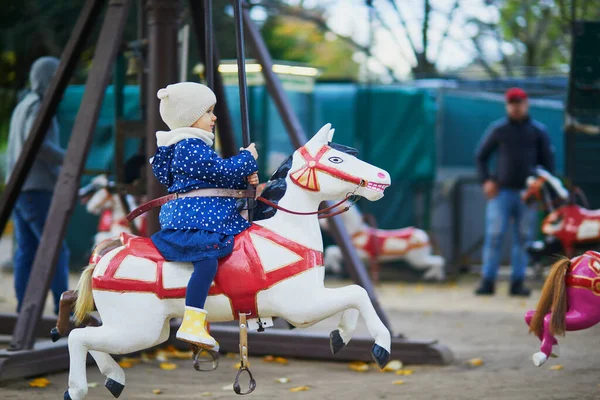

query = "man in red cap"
[{"left": 474, "top": 87, "right": 555, "bottom": 296}]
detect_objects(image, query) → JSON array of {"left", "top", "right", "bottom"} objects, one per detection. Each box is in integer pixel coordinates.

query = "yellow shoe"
[{"left": 177, "top": 306, "right": 217, "bottom": 349}]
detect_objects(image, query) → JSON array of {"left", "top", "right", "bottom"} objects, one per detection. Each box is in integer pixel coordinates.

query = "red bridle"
[{"left": 289, "top": 146, "right": 365, "bottom": 191}]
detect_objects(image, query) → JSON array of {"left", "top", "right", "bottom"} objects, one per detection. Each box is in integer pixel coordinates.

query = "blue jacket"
[{"left": 151, "top": 128, "right": 258, "bottom": 235}]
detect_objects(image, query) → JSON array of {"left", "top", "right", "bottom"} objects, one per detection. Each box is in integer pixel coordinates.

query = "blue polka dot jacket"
[{"left": 151, "top": 127, "right": 258, "bottom": 235}]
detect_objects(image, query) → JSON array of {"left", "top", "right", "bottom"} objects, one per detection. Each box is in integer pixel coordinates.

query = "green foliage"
[
  {"left": 260, "top": 15, "right": 359, "bottom": 80},
  {"left": 497, "top": 0, "right": 600, "bottom": 69}
]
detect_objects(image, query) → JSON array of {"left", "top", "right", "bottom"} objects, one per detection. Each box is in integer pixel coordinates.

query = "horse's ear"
[
  {"left": 307, "top": 123, "right": 331, "bottom": 146},
  {"left": 327, "top": 128, "right": 335, "bottom": 142}
]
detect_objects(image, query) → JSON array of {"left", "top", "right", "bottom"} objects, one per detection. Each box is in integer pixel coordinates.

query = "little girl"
[{"left": 150, "top": 82, "right": 259, "bottom": 349}]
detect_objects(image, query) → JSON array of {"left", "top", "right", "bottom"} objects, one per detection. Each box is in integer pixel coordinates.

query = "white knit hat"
[{"left": 157, "top": 82, "right": 216, "bottom": 130}]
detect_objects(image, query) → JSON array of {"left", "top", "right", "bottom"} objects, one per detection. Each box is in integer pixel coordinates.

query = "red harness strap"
[{"left": 566, "top": 275, "right": 600, "bottom": 295}]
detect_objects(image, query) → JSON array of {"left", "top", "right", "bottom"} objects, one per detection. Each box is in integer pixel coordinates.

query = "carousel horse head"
[
  {"left": 288, "top": 123, "right": 390, "bottom": 202},
  {"left": 78, "top": 174, "right": 117, "bottom": 215},
  {"left": 523, "top": 167, "right": 570, "bottom": 211}
]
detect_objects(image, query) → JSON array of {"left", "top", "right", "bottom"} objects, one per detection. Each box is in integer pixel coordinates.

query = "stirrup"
[{"left": 233, "top": 313, "right": 256, "bottom": 395}]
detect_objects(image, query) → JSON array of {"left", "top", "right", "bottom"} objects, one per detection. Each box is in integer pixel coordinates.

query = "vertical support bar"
[
  {"left": 0, "top": 0, "right": 106, "bottom": 237},
  {"left": 188, "top": 0, "right": 238, "bottom": 158},
  {"left": 232, "top": 0, "right": 254, "bottom": 222},
  {"left": 114, "top": 52, "right": 126, "bottom": 184},
  {"left": 9, "top": 0, "right": 133, "bottom": 351},
  {"left": 241, "top": 4, "right": 393, "bottom": 332},
  {"left": 145, "top": 0, "right": 180, "bottom": 236},
  {"left": 204, "top": 0, "right": 214, "bottom": 90},
  {"left": 137, "top": 0, "right": 147, "bottom": 121}
]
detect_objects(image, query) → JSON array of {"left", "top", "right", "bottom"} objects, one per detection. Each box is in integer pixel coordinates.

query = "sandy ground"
[{"left": 1, "top": 241, "right": 600, "bottom": 399}]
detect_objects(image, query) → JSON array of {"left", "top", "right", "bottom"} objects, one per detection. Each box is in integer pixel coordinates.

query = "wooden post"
[
  {"left": 144, "top": 0, "right": 180, "bottom": 236},
  {"left": 9, "top": 0, "right": 133, "bottom": 351},
  {"left": 0, "top": 0, "right": 106, "bottom": 237},
  {"left": 240, "top": 2, "right": 392, "bottom": 331}
]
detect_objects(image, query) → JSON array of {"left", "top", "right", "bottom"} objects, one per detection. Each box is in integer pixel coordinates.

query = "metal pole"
[
  {"left": 9, "top": 0, "right": 133, "bottom": 351},
  {"left": 0, "top": 0, "right": 105, "bottom": 238},
  {"left": 232, "top": 0, "right": 254, "bottom": 221},
  {"left": 188, "top": 0, "right": 238, "bottom": 158},
  {"left": 145, "top": 0, "right": 180, "bottom": 236},
  {"left": 204, "top": 0, "right": 214, "bottom": 90},
  {"left": 241, "top": 5, "right": 393, "bottom": 332}
]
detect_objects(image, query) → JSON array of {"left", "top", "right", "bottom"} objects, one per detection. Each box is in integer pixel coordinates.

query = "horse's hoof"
[
  {"left": 51, "top": 327, "right": 61, "bottom": 342},
  {"left": 532, "top": 352, "right": 548, "bottom": 367},
  {"left": 551, "top": 345, "right": 559, "bottom": 358},
  {"left": 371, "top": 344, "right": 390, "bottom": 369},
  {"left": 329, "top": 329, "right": 345, "bottom": 355},
  {"left": 105, "top": 378, "right": 125, "bottom": 398},
  {"left": 64, "top": 390, "right": 72, "bottom": 400}
]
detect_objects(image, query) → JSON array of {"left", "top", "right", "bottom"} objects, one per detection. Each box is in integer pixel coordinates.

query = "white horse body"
[
  {"left": 65, "top": 124, "right": 393, "bottom": 400},
  {"left": 321, "top": 206, "right": 445, "bottom": 280}
]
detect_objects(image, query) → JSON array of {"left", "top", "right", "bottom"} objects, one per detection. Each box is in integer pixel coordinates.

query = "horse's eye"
[{"left": 328, "top": 156, "right": 343, "bottom": 164}]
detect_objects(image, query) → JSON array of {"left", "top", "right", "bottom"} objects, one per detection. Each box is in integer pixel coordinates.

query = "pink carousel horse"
[
  {"left": 64, "top": 124, "right": 393, "bottom": 400},
  {"left": 525, "top": 250, "right": 600, "bottom": 366}
]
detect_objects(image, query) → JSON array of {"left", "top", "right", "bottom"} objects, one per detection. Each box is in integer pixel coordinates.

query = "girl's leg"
[
  {"left": 177, "top": 258, "right": 219, "bottom": 348},
  {"left": 186, "top": 259, "right": 218, "bottom": 308}
]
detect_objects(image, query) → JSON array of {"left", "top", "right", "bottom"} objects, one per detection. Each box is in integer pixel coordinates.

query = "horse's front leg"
[
  {"left": 532, "top": 313, "right": 559, "bottom": 366},
  {"left": 330, "top": 308, "right": 359, "bottom": 354},
  {"left": 274, "top": 285, "right": 391, "bottom": 368}
]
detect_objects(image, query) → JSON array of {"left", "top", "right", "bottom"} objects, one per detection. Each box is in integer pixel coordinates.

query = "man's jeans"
[
  {"left": 481, "top": 189, "right": 537, "bottom": 282},
  {"left": 13, "top": 190, "right": 70, "bottom": 315}
]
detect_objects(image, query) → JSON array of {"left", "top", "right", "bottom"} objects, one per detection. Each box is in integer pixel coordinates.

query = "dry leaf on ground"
[
  {"left": 396, "top": 369, "right": 414, "bottom": 376},
  {"left": 29, "top": 378, "right": 51, "bottom": 388},
  {"left": 549, "top": 365, "right": 563, "bottom": 370},
  {"left": 159, "top": 362, "right": 177, "bottom": 371},
  {"left": 290, "top": 386, "right": 310, "bottom": 392},
  {"left": 393, "top": 380, "right": 405, "bottom": 385},
  {"left": 468, "top": 358, "right": 484, "bottom": 366},
  {"left": 381, "top": 360, "right": 403, "bottom": 372},
  {"left": 152, "top": 389, "right": 162, "bottom": 394},
  {"left": 275, "top": 377, "right": 290, "bottom": 383},
  {"left": 349, "top": 361, "right": 369, "bottom": 372}
]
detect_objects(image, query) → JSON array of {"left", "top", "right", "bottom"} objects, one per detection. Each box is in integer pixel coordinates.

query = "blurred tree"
[
  {"left": 469, "top": 0, "right": 600, "bottom": 77},
  {"left": 260, "top": 15, "right": 360, "bottom": 80}
]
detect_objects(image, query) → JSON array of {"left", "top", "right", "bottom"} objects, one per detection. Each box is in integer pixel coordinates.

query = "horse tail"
[
  {"left": 74, "top": 264, "right": 96, "bottom": 326},
  {"left": 529, "top": 257, "right": 570, "bottom": 337}
]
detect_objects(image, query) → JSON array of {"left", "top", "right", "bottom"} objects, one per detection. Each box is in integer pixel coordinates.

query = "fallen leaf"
[
  {"left": 382, "top": 360, "right": 403, "bottom": 372},
  {"left": 152, "top": 389, "right": 162, "bottom": 394},
  {"left": 201, "top": 392, "right": 212, "bottom": 396},
  {"left": 275, "top": 377, "right": 290, "bottom": 384},
  {"left": 163, "top": 345, "right": 178, "bottom": 353},
  {"left": 88, "top": 382, "right": 99, "bottom": 388},
  {"left": 263, "top": 355, "right": 275, "bottom": 362},
  {"left": 414, "top": 284, "right": 425, "bottom": 292},
  {"left": 468, "top": 358, "right": 484, "bottom": 367},
  {"left": 120, "top": 357, "right": 141, "bottom": 365},
  {"left": 226, "top": 353, "right": 238, "bottom": 359},
  {"left": 233, "top": 362, "right": 242, "bottom": 369},
  {"left": 159, "top": 362, "right": 178, "bottom": 371},
  {"left": 393, "top": 380, "right": 405, "bottom": 385},
  {"left": 155, "top": 351, "right": 169, "bottom": 362},
  {"left": 290, "top": 386, "right": 310, "bottom": 392},
  {"left": 29, "top": 378, "right": 51, "bottom": 388},
  {"left": 549, "top": 365, "right": 563, "bottom": 370},
  {"left": 222, "top": 384, "right": 233, "bottom": 391},
  {"left": 118, "top": 361, "right": 133, "bottom": 369},
  {"left": 275, "top": 357, "right": 288, "bottom": 365},
  {"left": 348, "top": 361, "right": 369, "bottom": 372},
  {"left": 396, "top": 369, "right": 414, "bottom": 376},
  {"left": 173, "top": 350, "right": 194, "bottom": 359}
]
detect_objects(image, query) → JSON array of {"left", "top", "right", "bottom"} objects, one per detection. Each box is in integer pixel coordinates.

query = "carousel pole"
[
  {"left": 232, "top": 0, "right": 255, "bottom": 221},
  {"left": 204, "top": 0, "right": 214, "bottom": 90}
]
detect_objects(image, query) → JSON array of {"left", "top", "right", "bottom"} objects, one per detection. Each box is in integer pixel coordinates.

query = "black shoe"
[
  {"left": 475, "top": 279, "right": 495, "bottom": 295},
  {"left": 509, "top": 280, "right": 531, "bottom": 297}
]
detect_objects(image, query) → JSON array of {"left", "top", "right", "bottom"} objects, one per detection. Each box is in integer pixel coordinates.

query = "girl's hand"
[
  {"left": 247, "top": 173, "right": 259, "bottom": 186},
  {"left": 241, "top": 143, "right": 258, "bottom": 160}
]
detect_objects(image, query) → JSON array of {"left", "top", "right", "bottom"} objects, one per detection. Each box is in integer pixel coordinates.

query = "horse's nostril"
[{"left": 377, "top": 172, "right": 386, "bottom": 179}]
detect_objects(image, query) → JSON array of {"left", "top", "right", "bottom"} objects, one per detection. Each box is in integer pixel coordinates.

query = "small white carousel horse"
[
  {"left": 79, "top": 175, "right": 147, "bottom": 244},
  {"left": 320, "top": 206, "right": 445, "bottom": 280},
  {"left": 64, "top": 124, "right": 393, "bottom": 400}
]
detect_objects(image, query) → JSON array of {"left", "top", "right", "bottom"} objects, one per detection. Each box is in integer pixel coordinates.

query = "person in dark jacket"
[
  {"left": 150, "top": 82, "right": 258, "bottom": 350},
  {"left": 474, "top": 87, "right": 555, "bottom": 296},
  {"left": 5, "top": 56, "right": 69, "bottom": 315}
]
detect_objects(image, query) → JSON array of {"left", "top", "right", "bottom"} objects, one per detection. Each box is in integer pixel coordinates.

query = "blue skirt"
[{"left": 151, "top": 229, "right": 234, "bottom": 263}]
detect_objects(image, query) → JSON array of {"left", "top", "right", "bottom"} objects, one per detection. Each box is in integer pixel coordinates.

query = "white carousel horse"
[
  {"left": 79, "top": 175, "right": 146, "bottom": 245},
  {"left": 64, "top": 124, "right": 392, "bottom": 400},
  {"left": 320, "top": 206, "right": 445, "bottom": 280}
]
